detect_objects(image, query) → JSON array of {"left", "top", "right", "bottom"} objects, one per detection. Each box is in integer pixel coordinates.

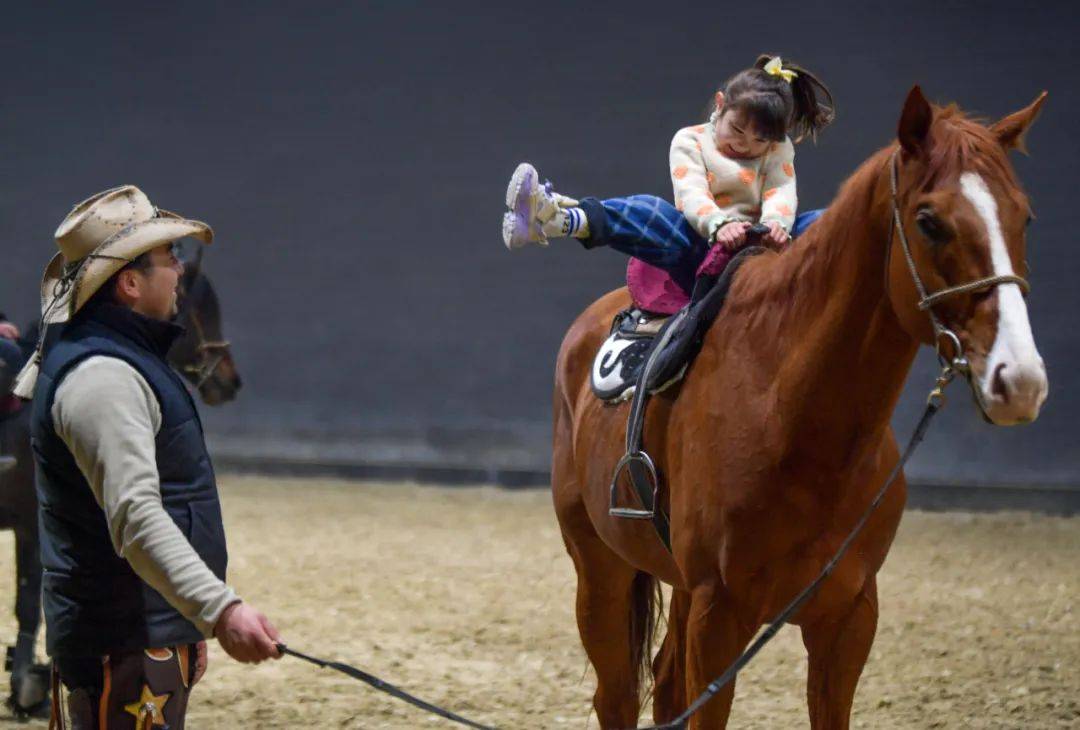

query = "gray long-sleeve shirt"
[{"left": 51, "top": 355, "right": 238, "bottom": 636}]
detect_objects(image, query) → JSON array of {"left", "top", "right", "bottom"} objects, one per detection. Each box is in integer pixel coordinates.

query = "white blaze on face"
[{"left": 959, "top": 172, "right": 1048, "bottom": 423}]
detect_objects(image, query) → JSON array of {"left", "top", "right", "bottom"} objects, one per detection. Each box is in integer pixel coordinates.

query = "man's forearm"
[{"left": 119, "top": 497, "right": 239, "bottom": 635}]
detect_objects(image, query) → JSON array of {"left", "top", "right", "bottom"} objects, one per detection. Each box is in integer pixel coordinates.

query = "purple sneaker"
[
  {"left": 501, "top": 163, "right": 579, "bottom": 250},
  {"left": 503, "top": 162, "right": 541, "bottom": 249}
]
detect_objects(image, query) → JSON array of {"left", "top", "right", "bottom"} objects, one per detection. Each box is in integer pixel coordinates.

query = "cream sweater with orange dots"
[{"left": 669, "top": 122, "right": 797, "bottom": 239}]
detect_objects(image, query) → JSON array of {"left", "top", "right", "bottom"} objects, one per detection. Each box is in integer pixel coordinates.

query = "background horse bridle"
[{"left": 177, "top": 275, "right": 231, "bottom": 390}]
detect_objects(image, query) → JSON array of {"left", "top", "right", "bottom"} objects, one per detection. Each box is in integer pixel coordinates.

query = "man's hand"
[
  {"left": 192, "top": 640, "right": 208, "bottom": 685},
  {"left": 762, "top": 221, "right": 790, "bottom": 249},
  {"left": 213, "top": 602, "right": 283, "bottom": 664},
  {"left": 713, "top": 221, "right": 751, "bottom": 251},
  {"left": 0, "top": 322, "right": 19, "bottom": 340}
]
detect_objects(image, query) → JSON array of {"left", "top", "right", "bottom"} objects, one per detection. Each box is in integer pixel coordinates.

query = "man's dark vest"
[{"left": 30, "top": 303, "right": 227, "bottom": 658}]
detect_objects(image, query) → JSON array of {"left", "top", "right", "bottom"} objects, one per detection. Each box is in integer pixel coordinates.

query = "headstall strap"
[
  {"left": 888, "top": 148, "right": 1031, "bottom": 368},
  {"left": 177, "top": 281, "right": 230, "bottom": 389}
]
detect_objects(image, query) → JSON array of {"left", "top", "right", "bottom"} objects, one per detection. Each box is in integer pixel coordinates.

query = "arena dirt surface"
[{"left": 0, "top": 476, "right": 1076, "bottom": 728}]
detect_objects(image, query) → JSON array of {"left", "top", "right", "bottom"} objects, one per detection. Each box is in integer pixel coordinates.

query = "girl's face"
[{"left": 713, "top": 92, "right": 774, "bottom": 160}]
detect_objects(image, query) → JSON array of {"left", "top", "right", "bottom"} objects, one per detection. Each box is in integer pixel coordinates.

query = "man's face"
[{"left": 129, "top": 243, "right": 185, "bottom": 320}]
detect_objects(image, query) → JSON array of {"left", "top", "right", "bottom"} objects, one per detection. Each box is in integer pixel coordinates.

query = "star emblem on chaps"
[{"left": 123, "top": 684, "right": 170, "bottom": 726}]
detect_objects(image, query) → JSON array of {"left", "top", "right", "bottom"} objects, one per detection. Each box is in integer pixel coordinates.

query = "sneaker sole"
[{"left": 503, "top": 163, "right": 538, "bottom": 250}]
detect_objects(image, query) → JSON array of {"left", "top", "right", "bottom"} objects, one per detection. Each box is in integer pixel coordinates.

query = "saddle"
[
  {"left": 594, "top": 244, "right": 767, "bottom": 551},
  {"left": 591, "top": 245, "right": 766, "bottom": 404},
  {"left": 590, "top": 309, "right": 673, "bottom": 402}
]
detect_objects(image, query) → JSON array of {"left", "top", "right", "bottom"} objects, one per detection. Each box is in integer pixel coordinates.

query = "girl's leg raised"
[
  {"left": 577, "top": 195, "right": 707, "bottom": 293},
  {"left": 501, "top": 164, "right": 709, "bottom": 292}
]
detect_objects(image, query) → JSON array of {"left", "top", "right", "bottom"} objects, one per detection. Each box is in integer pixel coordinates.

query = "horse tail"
[{"left": 629, "top": 570, "right": 664, "bottom": 697}]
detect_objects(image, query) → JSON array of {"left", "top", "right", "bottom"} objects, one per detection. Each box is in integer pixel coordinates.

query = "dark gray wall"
[{"left": 2, "top": 2, "right": 1077, "bottom": 485}]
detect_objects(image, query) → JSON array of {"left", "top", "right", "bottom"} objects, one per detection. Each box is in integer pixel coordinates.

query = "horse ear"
[
  {"left": 991, "top": 91, "right": 1047, "bottom": 154},
  {"left": 898, "top": 85, "right": 933, "bottom": 157}
]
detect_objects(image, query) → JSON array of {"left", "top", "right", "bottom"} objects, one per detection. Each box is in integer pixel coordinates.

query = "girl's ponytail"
[{"left": 753, "top": 55, "right": 836, "bottom": 142}]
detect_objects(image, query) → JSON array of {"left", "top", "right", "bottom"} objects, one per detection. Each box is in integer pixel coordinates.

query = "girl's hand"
[
  {"left": 763, "top": 221, "right": 790, "bottom": 249},
  {"left": 0, "top": 322, "right": 19, "bottom": 340},
  {"left": 714, "top": 221, "right": 750, "bottom": 251}
]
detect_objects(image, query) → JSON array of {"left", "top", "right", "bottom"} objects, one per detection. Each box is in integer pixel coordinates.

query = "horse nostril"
[{"left": 991, "top": 363, "right": 1009, "bottom": 402}]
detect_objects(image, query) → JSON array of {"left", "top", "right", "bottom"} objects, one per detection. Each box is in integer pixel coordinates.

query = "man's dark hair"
[{"left": 83, "top": 251, "right": 155, "bottom": 309}]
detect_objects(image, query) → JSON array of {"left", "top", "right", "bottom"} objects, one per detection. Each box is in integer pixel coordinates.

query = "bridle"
[
  {"left": 887, "top": 147, "right": 1031, "bottom": 379},
  {"left": 176, "top": 277, "right": 231, "bottom": 390}
]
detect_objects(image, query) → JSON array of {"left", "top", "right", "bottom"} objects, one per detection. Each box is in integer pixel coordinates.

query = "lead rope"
[
  {"left": 634, "top": 361, "right": 958, "bottom": 730},
  {"left": 276, "top": 644, "right": 498, "bottom": 730}
]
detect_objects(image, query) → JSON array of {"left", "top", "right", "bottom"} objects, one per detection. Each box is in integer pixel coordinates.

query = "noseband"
[{"left": 888, "top": 148, "right": 1031, "bottom": 373}]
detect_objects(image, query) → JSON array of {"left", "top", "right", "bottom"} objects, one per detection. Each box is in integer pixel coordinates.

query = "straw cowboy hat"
[{"left": 12, "top": 185, "right": 213, "bottom": 398}]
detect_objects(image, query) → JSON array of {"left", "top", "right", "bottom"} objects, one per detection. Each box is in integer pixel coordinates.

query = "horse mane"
[{"left": 728, "top": 145, "right": 891, "bottom": 325}]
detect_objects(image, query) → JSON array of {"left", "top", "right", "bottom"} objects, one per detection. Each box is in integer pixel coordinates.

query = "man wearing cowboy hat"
[{"left": 14, "top": 185, "right": 281, "bottom": 728}]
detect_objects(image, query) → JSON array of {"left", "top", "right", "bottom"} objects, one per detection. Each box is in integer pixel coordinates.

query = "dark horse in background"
[{"left": 0, "top": 243, "right": 241, "bottom": 716}]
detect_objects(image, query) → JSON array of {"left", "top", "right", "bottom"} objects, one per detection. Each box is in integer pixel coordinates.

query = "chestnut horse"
[{"left": 552, "top": 87, "right": 1048, "bottom": 729}]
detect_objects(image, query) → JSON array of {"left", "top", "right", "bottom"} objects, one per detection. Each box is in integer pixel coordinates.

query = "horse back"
[{"left": 554, "top": 288, "right": 630, "bottom": 397}]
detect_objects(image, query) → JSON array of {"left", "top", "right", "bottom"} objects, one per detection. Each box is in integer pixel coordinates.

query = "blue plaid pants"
[{"left": 578, "top": 195, "right": 824, "bottom": 294}]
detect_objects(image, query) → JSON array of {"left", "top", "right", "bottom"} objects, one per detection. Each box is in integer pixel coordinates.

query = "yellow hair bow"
[{"left": 763, "top": 56, "right": 798, "bottom": 83}]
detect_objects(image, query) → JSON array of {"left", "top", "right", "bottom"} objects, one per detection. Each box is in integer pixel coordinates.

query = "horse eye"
[{"left": 915, "top": 209, "right": 950, "bottom": 244}]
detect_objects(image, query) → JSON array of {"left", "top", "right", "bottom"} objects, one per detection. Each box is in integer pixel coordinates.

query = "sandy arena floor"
[{"left": 0, "top": 476, "right": 1075, "bottom": 728}]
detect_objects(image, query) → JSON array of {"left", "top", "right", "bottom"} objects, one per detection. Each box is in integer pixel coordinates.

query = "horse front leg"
[
  {"left": 683, "top": 583, "right": 752, "bottom": 730},
  {"left": 800, "top": 578, "right": 879, "bottom": 730}
]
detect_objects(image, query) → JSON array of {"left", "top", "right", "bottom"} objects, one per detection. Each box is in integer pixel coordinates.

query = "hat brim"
[{"left": 39, "top": 217, "right": 213, "bottom": 324}]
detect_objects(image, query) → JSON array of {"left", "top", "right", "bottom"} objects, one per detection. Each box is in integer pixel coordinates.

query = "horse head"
[
  {"left": 170, "top": 242, "right": 242, "bottom": 405},
  {"left": 886, "top": 86, "right": 1048, "bottom": 425}
]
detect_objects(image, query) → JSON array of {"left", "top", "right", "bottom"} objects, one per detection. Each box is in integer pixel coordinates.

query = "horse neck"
[{"left": 727, "top": 148, "right": 921, "bottom": 457}]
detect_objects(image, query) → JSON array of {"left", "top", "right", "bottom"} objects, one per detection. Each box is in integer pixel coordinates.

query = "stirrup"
[{"left": 608, "top": 451, "right": 660, "bottom": 519}]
